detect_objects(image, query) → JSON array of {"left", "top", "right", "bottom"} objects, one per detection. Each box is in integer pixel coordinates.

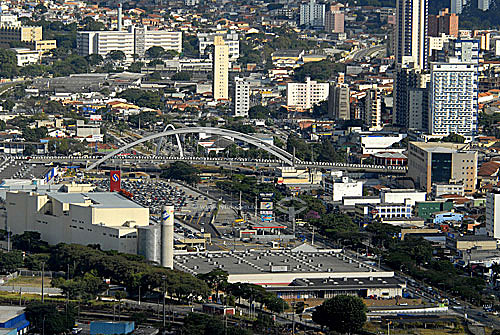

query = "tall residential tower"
[{"left": 213, "top": 35, "right": 229, "bottom": 101}]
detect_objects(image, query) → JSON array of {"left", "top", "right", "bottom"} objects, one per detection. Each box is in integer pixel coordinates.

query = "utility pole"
[
  {"left": 41, "top": 262, "right": 44, "bottom": 303},
  {"left": 311, "top": 226, "right": 315, "bottom": 246},
  {"left": 163, "top": 276, "right": 166, "bottom": 328}
]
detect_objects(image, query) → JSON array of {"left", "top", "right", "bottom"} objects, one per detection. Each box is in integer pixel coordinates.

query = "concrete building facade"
[
  {"left": 212, "top": 36, "right": 229, "bottom": 101},
  {"left": 407, "top": 142, "right": 478, "bottom": 194},
  {"left": 328, "top": 84, "right": 350, "bottom": 120},
  {"left": 429, "top": 63, "right": 478, "bottom": 137},
  {"left": 364, "top": 89, "right": 382, "bottom": 131},
  {"left": 300, "top": 0, "right": 326, "bottom": 27},
  {"left": 286, "top": 77, "right": 329, "bottom": 111},
  {"left": 77, "top": 27, "right": 182, "bottom": 59},
  {"left": 199, "top": 32, "right": 239, "bottom": 60},
  {"left": 234, "top": 77, "right": 250, "bottom": 117},
  {"left": 486, "top": 190, "right": 500, "bottom": 239},
  {"left": 5, "top": 191, "right": 149, "bottom": 254}
]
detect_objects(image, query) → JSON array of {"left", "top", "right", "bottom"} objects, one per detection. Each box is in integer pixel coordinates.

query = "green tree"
[
  {"left": 293, "top": 60, "right": 344, "bottom": 82},
  {"left": 129, "top": 62, "right": 144, "bottom": 73},
  {"left": 25, "top": 302, "right": 75, "bottom": 335},
  {"left": 161, "top": 161, "right": 200, "bottom": 184},
  {"left": 171, "top": 71, "right": 191, "bottom": 81},
  {"left": 197, "top": 269, "right": 229, "bottom": 300},
  {"left": 86, "top": 54, "right": 104, "bottom": 66},
  {"left": 0, "top": 49, "right": 18, "bottom": 78},
  {"left": 1, "top": 99, "right": 15, "bottom": 111},
  {"left": 312, "top": 295, "right": 367, "bottom": 334},
  {"left": 0, "top": 251, "right": 23, "bottom": 273},
  {"left": 107, "top": 50, "right": 126, "bottom": 61},
  {"left": 146, "top": 46, "right": 165, "bottom": 59},
  {"left": 248, "top": 105, "right": 270, "bottom": 119}
]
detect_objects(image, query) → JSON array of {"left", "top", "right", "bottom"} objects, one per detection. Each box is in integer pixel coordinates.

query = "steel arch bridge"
[
  {"left": 156, "top": 124, "right": 184, "bottom": 157},
  {"left": 86, "top": 127, "right": 295, "bottom": 170}
]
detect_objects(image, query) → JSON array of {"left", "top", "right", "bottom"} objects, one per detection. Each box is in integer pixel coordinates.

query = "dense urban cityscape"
[{"left": 0, "top": 0, "right": 499, "bottom": 334}]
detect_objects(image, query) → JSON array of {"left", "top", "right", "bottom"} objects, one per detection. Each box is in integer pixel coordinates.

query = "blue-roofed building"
[
  {"left": 432, "top": 211, "right": 464, "bottom": 224},
  {"left": 0, "top": 307, "right": 29, "bottom": 335}
]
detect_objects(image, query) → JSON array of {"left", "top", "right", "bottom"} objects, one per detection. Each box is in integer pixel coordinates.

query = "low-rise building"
[
  {"left": 432, "top": 182, "right": 465, "bottom": 197},
  {"left": 446, "top": 234, "right": 497, "bottom": 251},
  {"left": 275, "top": 167, "right": 322, "bottom": 185},
  {"left": 323, "top": 174, "right": 363, "bottom": 202},
  {"left": 415, "top": 200, "right": 454, "bottom": 220}
]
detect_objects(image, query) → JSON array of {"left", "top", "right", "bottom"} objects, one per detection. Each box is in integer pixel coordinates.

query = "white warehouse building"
[{"left": 6, "top": 190, "right": 150, "bottom": 254}]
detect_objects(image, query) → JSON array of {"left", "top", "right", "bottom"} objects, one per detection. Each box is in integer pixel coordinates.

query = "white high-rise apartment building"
[
  {"left": 478, "top": 0, "right": 490, "bottom": 10},
  {"left": 198, "top": 32, "right": 239, "bottom": 60},
  {"left": 213, "top": 36, "right": 229, "bottom": 101},
  {"left": 234, "top": 77, "right": 250, "bottom": 117},
  {"left": 286, "top": 77, "right": 329, "bottom": 110},
  {"left": 486, "top": 191, "right": 500, "bottom": 239},
  {"left": 77, "top": 27, "right": 182, "bottom": 59},
  {"left": 364, "top": 89, "right": 382, "bottom": 131},
  {"left": 300, "top": 0, "right": 326, "bottom": 27},
  {"left": 451, "top": 0, "right": 463, "bottom": 14},
  {"left": 429, "top": 63, "right": 478, "bottom": 137}
]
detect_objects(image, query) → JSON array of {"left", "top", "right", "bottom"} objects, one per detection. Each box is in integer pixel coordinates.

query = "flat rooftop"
[
  {"left": 174, "top": 249, "right": 391, "bottom": 284},
  {"left": 267, "top": 276, "right": 403, "bottom": 291},
  {"left": 0, "top": 306, "right": 24, "bottom": 323},
  {"left": 46, "top": 192, "right": 144, "bottom": 209}
]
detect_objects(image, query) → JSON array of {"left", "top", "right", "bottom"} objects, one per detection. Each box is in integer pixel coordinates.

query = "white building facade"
[
  {"left": 5, "top": 191, "right": 150, "bottom": 254},
  {"left": 286, "top": 77, "right": 329, "bottom": 110},
  {"left": 300, "top": 0, "right": 325, "bottom": 27},
  {"left": 199, "top": 32, "right": 239, "bottom": 61},
  {"left": 486, "top": 191, "right": 500, "bottom": 239},
  {"left": 77, "top": 27, "right": 182, "bottom": 59},
  {"left": 234, "top": 77, "right": 250, "bottom": 117},
  {"left": 429, "top": 63, "right": 478, "bottom": 137}
]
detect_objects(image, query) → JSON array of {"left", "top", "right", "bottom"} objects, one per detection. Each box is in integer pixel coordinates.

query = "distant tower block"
[
  {"left": 117, "top": 3, "right": 123, "bottom": 31},
  {"left": 161, "top": 205, "right": 174, "bottom": 269}
]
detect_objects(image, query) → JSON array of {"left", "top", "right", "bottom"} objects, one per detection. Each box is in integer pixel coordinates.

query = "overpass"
[{"left": 25, "top": 155, "right": 407, "bottom": 174}]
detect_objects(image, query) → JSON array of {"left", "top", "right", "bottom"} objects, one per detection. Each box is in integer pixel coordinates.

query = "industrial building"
[
  {"left": 6, "top": 190, "right": 149, "bottom": 254},
  {"left": 173, "top": 248, "right": 397, "bottom": 286},
  {"left": 0, "top": 306, "right": 29, "bottom": 335}
]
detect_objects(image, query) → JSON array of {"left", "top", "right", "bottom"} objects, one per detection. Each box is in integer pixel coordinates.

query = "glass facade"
[{"left": 431, "top": 152, "right": 452, "bottom": 183}]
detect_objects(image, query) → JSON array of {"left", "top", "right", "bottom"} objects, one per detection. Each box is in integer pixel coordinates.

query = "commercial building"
[
  {"left": 428, "top": 9, "right": 459, "bottom": 36},
  {"left": 325, "top": 4, "right": 344, "bottom": 33},
  {"left": 450, "top": 0, "right": 463, "bottom": 14},
  {"left": 429, "top": 63, "right": 478, "bottom": 137},
  {"left": 212, "top": 35, "right": 229, "bottom": 101},
  {"left": 5, "top": 190, "right": 149, "bottom": 254},
  {"left": 363, "top": 89, "right": 382, "bottom": 131},
  {"left": 486, "top": 190, "right": 500, "bottom": 239},
  {"left": 286, "top": 77, "right": 329, "bottom": 111},
  {"left": 328, "top": 83, "right": 350, "bottom": 120},
  {"left": 394, "top": 0, "right": 428, "bottom": 126},
  {"left": 446, "top": 235, "right": 497, "bottom": 251},
  {"left": 198, "top": 32, "right": 239, "bottom": 60},
  {"left": 275, "top": 167, "right": 322, "bottom": 185},
  {"left": 77, "top": 27, "right": 182, "bottom": 59},
  {"left": 407, "top": 142, "right": 478, "bottom": 194},
  {"left": 300, "top": 0, "right": 325, "bottom": 27},
  {"left": 432, "top": 211, "right": 463, "bottom": 224},
  {"left": 174, "top": 248, "right": 396, "bottom": 285},
  {"left": 371, "top": 152, "right": 407, "bottom": 166},
  {"left": 359, "top": 133, "right": 406, "bottom": 155},
  {"left": 0, "top": 306, "right": 29, "bottom": 335},
  {"left": 380, "top": 189, "right": 426, "bottom": 207},
  {"left": 323, "top": 175, "right": 364, "bottom": 202},
  {"left": 432, "top": 182, "right": 465, "bottom": 197},
  {"left": 415, "top": 200, "right": 453, "bottom": 219},
  {"left": 233, "top": 77, "right": 250, "bottom": 117},
  {"left": 358, "top": 199, "right": 413, "bottom": 221},
  {"left": 394, "top": 68, "right": 429, "bottom": 129}
]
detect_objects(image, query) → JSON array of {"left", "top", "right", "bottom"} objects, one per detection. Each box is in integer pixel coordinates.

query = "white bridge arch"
[
  {"left": 86, "top": 127, "right": 295, "bottom": 170},
  {"left": 156, "top": 124, "right": 184, "bottom": 157}
]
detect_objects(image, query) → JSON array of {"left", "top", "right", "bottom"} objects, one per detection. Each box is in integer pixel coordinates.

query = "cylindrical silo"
[
  {"left": 161, "top": 205, "right": 174, "bottom": 269},
  {"left": 137, "top": 225, "right": 161, "bottom": 264}
]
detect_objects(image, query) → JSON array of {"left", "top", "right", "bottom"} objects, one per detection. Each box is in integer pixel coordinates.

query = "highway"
[
  {"left": 24, "top": 155, "right": 408, "bottom": 174},
  {"left": 348, "top": 45, "right": 387, "bottom": 62}
]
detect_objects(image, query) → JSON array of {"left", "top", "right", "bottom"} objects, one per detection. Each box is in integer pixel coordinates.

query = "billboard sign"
[{"left": 110, "top": 170, "right": 121, "bottom": 192}]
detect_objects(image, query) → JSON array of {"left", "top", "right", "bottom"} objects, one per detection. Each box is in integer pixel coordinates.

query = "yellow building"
[
  {"left": 0, "top": 26, "right": 42, "bottom": 43},
  {"left": 212, "top": 35, "right": 229, "bottom": 100},
  {"left": 35, "top": 40, "right": 57, "bottom": 53}
]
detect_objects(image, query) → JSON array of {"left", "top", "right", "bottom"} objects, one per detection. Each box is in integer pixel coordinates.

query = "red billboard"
[{"left": 110, "top": 170, "right": 121, "bottom": 192}]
